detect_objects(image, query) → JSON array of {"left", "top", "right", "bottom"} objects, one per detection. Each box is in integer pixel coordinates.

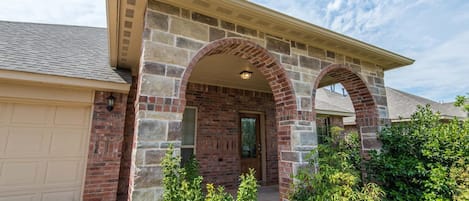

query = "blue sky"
[
  {"left": 251, "top": 0, "right": 469, "bottom": 102},
  {"left": 0, "top": 0, "right": 468, "bottom": 102}
]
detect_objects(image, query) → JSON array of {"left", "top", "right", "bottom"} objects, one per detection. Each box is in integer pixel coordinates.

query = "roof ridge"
[
  {"left": 386, "top": 87, "right": 439, "bottom": 105},
  {"left": 0, "top": 20, "right": 106, "bottom": 29}
]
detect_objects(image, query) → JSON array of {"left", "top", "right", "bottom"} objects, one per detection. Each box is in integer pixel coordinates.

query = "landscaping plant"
[
  {"left": 161, "top": 145, "right": 258, "bottom": 201},
  {"left": 236, "top": 168, "right": 258, "bottom": 201},
  {"left": 367, "top": 104, "right": 469, "bottom": 201},
  {"left": 290, "top": 127, "right": 384, "bottom": 201}
]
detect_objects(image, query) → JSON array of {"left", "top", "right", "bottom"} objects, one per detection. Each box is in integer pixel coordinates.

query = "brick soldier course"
[{"left": 119, "top": 1, "right": 391, "bottom": 200}]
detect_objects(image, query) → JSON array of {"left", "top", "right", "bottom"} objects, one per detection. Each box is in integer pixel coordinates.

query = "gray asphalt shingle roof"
[
  {"left": 385, "top": 87, "right": 467, "bottom": 120},
  {"left": 341, "top": 87, "right": 467, "bottom": 124},
  {"left": 315, "top": 88, "right": 354, "bottom": 115},
  {"left": 0, "top": 21, "right": 131, "bottom": 84}
]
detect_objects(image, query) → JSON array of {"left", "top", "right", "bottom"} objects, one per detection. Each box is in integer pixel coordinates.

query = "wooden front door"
[{"left": 240, "top": 113, "right": 262, "bottom": 180}]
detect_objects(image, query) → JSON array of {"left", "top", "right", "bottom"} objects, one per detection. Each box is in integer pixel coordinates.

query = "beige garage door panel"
[{"left": 0, "top": 100, "right": 91, "bottom": 201}]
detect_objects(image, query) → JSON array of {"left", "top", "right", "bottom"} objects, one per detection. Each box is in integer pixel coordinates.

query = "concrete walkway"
[{"left": 258, "top": 185, "right": 279, "bottom": 201}]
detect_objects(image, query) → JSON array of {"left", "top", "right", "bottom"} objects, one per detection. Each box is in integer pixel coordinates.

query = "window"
[
  {"left": 241, "top": 116, "right": 258, "bottom": 158},
  {"left": 317, "top": 116, "right": 331, "bottom": 144},
  {"left": 181, "top": 107, "right": 197, "bottom": 165}
]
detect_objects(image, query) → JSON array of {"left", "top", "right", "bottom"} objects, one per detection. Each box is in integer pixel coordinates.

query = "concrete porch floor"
[{"left": 258, "top": 185, "right": 279, "bottom": 201}]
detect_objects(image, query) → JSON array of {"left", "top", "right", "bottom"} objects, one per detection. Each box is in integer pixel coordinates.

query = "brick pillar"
[
  {"left": 83, "top": 91, "right": 128, "bottom": 201},
  {"left": 117, "top": 76, "right": 138, "bottom": 201}
]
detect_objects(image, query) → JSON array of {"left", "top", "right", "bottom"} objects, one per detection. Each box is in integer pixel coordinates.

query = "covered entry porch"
[{"left": 179, "top": 39, "right": 291, "bottom": 190}]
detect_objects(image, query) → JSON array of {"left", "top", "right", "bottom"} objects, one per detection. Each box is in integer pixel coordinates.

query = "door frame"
[{"left": 239, "top": 111, "right": 267, "bottom": 184}]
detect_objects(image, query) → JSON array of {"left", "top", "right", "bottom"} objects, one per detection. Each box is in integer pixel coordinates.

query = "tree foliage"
[
  {"left": 367, "top": 105, "right": 469, "bottom": 201},
  {"left": 454, "top": 94, "right": 469, "bottom": 113}
]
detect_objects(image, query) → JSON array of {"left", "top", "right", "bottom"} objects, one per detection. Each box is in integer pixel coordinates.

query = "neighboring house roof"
[
  {"left": 438, "top": 102, "right": 468, "bottom": 119},
  {"left": 0, "top": 21, "right": 131, "bottom": 84},
  {"left": 384, "top": 87, "right": 466, "bottom": 121},
  {"left": 314, "top": 87, "right": 467, "bottom": 125},
  {"left": 315, "top": 88, "right": 354, "bottom": 117}
]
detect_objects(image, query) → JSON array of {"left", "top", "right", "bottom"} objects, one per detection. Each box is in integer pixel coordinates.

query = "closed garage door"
[{"left": 0, "top": 99, "right": 91, "bottom": 201}]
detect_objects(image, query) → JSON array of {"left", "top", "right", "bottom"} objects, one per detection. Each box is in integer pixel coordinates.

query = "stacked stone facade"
[{"left": 128, "top": 0, "right": 390, "bottom": 200}]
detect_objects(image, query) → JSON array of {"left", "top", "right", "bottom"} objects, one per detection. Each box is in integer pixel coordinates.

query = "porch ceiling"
[
  {"left": 189, "top": 55, "right": 271, "bottom": 92},
  {"left": 189, "top": 54, "right": 341, "bottom": 92}
]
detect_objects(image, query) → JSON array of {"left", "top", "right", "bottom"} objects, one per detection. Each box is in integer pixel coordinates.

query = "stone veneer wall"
[
  {"left": 186, "top": 82, "right": 278, "bottom": 188},
  {"left": 129, "top": 0, "right": 390, "bottom": 200},
  {"left": 83, "top": 91, "right": 127, "bottom": 201}
]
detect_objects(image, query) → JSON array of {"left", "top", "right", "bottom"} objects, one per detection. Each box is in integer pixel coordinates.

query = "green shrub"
[
  {"left": 367, "top": 105, "right": 469, "bottom": 201},
  {"left": 205, "top": 184, "right": 233, "bottom": 201},
  {"left": 161, "top": 145, "right": 258, "bottom": 201},
  {"left": 236, "top": 169, "right": 258, "bottom": 201},
  {"left": 290, "top": 127, "right": 384, "bottom": 201},
  {"left": 161, "top": 145, "right": 184, "bottom": 201}
]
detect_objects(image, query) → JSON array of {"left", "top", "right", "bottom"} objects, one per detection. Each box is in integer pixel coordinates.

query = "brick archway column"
[
  {"left": 131, "top": 38, "right": 310, "bottom": 201},
  {"left": 313, "top": 64, "right": 388, "bottom": 153}
]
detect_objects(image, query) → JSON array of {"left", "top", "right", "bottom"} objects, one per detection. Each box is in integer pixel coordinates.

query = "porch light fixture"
[
  {"left": 106, "top": 94, "right": 115, "bottom": 112},
  {"left": 239, "top": 70, "right": 253, "bottom": 80}
]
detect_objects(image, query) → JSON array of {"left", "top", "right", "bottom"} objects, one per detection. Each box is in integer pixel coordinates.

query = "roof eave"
[
  {"left": 316, "top": 109, "right": 355, "bottom": 117},
  {"left": 106, "top": 0, "right": 119, "bottom": 68},
  {"left": 107, "top": 0, "right": 147, "bottom": 75},
  {"left": 109, "top": 0, "right": 415, "bottom": 72},
  {"left": 237, "top": 0, "right": 415, "bottom": 70},
  {"left": 161, "top": 0, "right": 414, "bottom": 70}
]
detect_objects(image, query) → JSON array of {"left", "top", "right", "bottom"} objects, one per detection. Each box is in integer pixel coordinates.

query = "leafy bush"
[
  {"left": 290, "top": 127, "right": 384, "bottom": 201},
  {"left": 162, "top": 145, "right": 203, "bottom": 201},
  {"left": 367, "top": 105, "right": 469, "bottom": 201},
  {"left": 205, "top": 184, "right": 233, "bottom": 201},
  {"left": 161, "top": 145, "right": 258, "bottom": 201},
  {"left": 236, "top": 169, "right": 258, "bottom": 201}
]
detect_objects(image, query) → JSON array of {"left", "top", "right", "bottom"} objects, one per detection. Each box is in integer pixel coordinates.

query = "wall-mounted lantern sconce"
[
  {"left": 239, "top": 70, "right": 253, "bottom": 80},
  {"left": 106, "top": 94, "right": 115, "bottom": 112}
]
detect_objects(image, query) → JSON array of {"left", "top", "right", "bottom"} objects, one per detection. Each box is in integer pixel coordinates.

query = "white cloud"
[
  {"left": 253, "top": 0, "right": 469, "bottom": 102},
  {"left": 0, "top": 0, "right": 106, "bottom": 27},
  {"left": 327, "top": 0, "right": 343, "bottom": 12},
  {"left": 386, "top": 31, "right": 469, "bottom": 102}
]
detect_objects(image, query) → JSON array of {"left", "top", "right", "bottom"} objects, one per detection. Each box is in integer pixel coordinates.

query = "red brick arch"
[
  {"left": 313, "top": 64, "right": 379, "bottom": 142},
  {"left": 179, "top": 38, "right": 298, "bottom": 121},
  {"left": 179, "top": 38, "right": 299, "bottom": 199}
]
